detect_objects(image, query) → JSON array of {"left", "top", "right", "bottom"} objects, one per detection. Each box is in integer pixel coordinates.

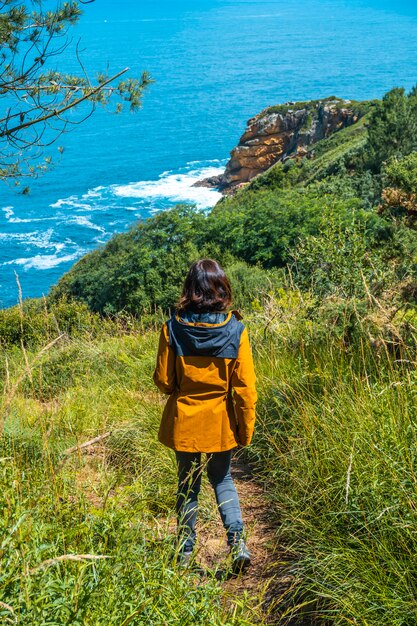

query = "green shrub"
[
  {"left": 0, "top": 297, "right": 110, "bottom": 349},
  {"left": 379, "top": 152, "right": 417, "bottom": 224},
  {"left": 365, "top": 86, "right": 417, "bottom": 172},
  {"left": 208, "top": 189, "right": 373, "bottom": 269},
  {"left": 290, "top": 208, "right": 390, "bottom": 298},
  {"left": 226, "top": 261, "right": 283, "bottom": 310},
  {"left": 383, "top": 151, "right": 417, "bottom": 194},
  {"left": 50, "top": 205, "right": 209, "bottom": 315}
]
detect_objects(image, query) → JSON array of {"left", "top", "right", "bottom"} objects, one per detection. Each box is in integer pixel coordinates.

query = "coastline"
[{"left": 0, "top": 160, "right": 226, "bottom": 309}]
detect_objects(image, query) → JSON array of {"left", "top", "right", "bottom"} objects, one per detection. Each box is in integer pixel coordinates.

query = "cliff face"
[{"left": 198, "top": 98, "right": 363, "bottom": 194}]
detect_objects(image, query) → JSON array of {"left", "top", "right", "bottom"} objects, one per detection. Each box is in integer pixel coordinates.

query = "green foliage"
[
  {"left": 51, "top": 206, "right": 207, "bottom": 315},
  {"left": 383, "top": 151, "right": 417, "bottom": 194},
  {"left": 250, "top": 309, "right": 417, "bottom": 625},
  {"left": 51, "top": 204, "right": 284, "bottom": 314},
  {"left": 0, "top": 297, "right": 113, "bottom": 349},
  {"left": 365, "top": 87, "right": 417, "bottom": 172},
  {"left": 290, "top": 207, "right": 393, "bottom": 298},
  {"left": 377, "top": 152, "right": 417, "bottom": 225},
  {"left": 247, "top": 161, "right": 290, "bottom": 191},
  {"left": 313, "top": 170, "right": 382, "bottom": 209},
  {"left": 260, "top": 96, "right": 370, "bottom": 119},
  {"left": 260, "top": 98, "right": 326, "bottom": 116},
  {"left": 209, "top": 188, "right": 378, "bottom": 269},
  {"left": 225, "top": 261, "right": 283, "bottom": 310}
]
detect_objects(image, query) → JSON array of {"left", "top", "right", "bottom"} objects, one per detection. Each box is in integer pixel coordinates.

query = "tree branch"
[
  {"left": 63, "top": 431, "right": 112, "bottom": 456},
  {"left": 1, "top": 67, "right": 130, "bottom": 138}
]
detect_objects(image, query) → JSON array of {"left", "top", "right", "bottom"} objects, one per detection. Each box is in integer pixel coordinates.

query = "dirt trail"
[
  {"left": 76, "top": 446, "right": 298, "bottom": 623},
  {"left": 194, "top": 454, "right": 296, "bottom": 624}
]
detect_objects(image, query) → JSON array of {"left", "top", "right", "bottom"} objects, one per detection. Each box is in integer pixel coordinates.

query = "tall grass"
[
  {"left": 249, "top": 292, "right": 417, "bottom": 625},
  {"left": 3, "top": 290, "right": 417, "bottom": 624},
  {"left": 0, "top": 302, "right": 261, "bottom": 625}
]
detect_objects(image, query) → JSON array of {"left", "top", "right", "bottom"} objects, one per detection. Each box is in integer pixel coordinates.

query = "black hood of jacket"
[{"left": 167, "top": 311, "right": 244, "bottom": 359}]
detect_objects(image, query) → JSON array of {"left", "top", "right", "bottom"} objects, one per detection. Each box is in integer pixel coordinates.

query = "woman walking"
[{"left": 153, "top": 259, "right": 257, "bottom": 572}]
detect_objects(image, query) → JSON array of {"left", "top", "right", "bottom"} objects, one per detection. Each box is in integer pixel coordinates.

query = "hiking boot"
[
  {"left": 230, "top": 538, "right": 251, "bottom": 574},
  {"left": 176, "top": 549, "right": 193, "bottom": 568},
  {"left": 176, "top": 549, "right": 205, "bottom": 576}
]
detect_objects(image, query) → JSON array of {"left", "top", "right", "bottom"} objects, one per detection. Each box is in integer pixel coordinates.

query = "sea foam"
[
  {"left": 111, "top": 164, "right": 224, "bottom": 210},
  {"left": 5, "top": 252, "right": 82, "bottom": 271}
]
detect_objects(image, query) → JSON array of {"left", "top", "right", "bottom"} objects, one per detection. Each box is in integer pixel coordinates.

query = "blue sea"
[{"left": 1, "top": 0, "right": 417, "bottom": 308}]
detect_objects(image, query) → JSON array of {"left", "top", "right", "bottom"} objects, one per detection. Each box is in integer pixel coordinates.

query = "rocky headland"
[{"left": 196, "top": 97, "right": 365, "bottom": 193}]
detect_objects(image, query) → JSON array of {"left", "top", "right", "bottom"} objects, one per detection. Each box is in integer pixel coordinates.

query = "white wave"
[
  {"left": 186, "top": 159, "right": 224, "bottom": 166},
  {"left": 2, "top": 205, "right": 58, "bottom": 224},
  {"left": 12, "top": 217, "right": 58, "bottom": 224},
  {"left": 50, "top": 196, "right": 92, "bottom": 211},
  {"left": 0, "top": 230, "right": 74, "bottom": 256},
  {"left": 68, "top": 215, "right": 107, "bottom": 233},
  {"left": 0, "top": 229, "right": 54, "bottom": 248},
  {"left": 0, "top": 231, "right": 32, "bottom": 241},
  {"left": 47, "top": 160, "right": 226, "bottom": 215},
  {"left": 50, "top": 197, "right": 73, "bottom": 209},
  {"left": 112, "top": 165, "right": 224, "bottom": 209},
  {"left": 81, "top": 186, "right": 105, "bottom": 200},
  {"left": 4, "top": 251, "right": 82, "bottom": 270},
  {"left": 2, "top": 206, "right": 14, "bottom": 220}
]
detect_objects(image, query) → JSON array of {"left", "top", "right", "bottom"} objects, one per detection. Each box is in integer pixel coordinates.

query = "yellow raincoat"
[{"left": 153, "top": 310, "right": 257, "bottom": 452}]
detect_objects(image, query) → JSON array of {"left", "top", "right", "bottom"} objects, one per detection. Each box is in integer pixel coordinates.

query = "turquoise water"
[{"left": 1, "top": 0, "right": 417, "bottom": 307}]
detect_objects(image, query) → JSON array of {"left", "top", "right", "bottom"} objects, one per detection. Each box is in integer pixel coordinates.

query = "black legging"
[{"left": 175, "top": 449, "right": 244, "bottom": 552}]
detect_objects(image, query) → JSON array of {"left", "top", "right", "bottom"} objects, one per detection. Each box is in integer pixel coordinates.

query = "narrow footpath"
[
  {"left": 80, "top": 440, "right": 304, "bottom": 623},
  {"left": 195, "top": 454, "right": 299, "bottom": 624}
]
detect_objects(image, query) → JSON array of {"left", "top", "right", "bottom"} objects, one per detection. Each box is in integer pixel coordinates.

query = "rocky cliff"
[{"left": 197, "top": 97, "right": 364, "bottom": 193}]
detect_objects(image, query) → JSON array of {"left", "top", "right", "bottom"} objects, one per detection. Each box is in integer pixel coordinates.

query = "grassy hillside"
[
  {"left": 0, "top": 303, "right": 262, "bottom": 624},
  {"left": 251, "top": 294, "right": 417, "bottom": 624},
  {"left": 2, "top": 290, "right": 417, "bottom": 624},
  {"left": 3, "top": 86, "right": 417, "bottom": 624}
]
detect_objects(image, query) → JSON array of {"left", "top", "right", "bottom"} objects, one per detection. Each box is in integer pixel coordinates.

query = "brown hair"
[{"left": 177, "top": 259, "right": 232, "bottom": 312}]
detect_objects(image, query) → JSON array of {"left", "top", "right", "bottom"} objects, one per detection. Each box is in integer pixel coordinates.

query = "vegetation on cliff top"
[
  {"left": 260, "top": 96, "right": 372, "bottom": 119},
  {"left": 51, "top": 86, "right": 417, "bottom": 324}
]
